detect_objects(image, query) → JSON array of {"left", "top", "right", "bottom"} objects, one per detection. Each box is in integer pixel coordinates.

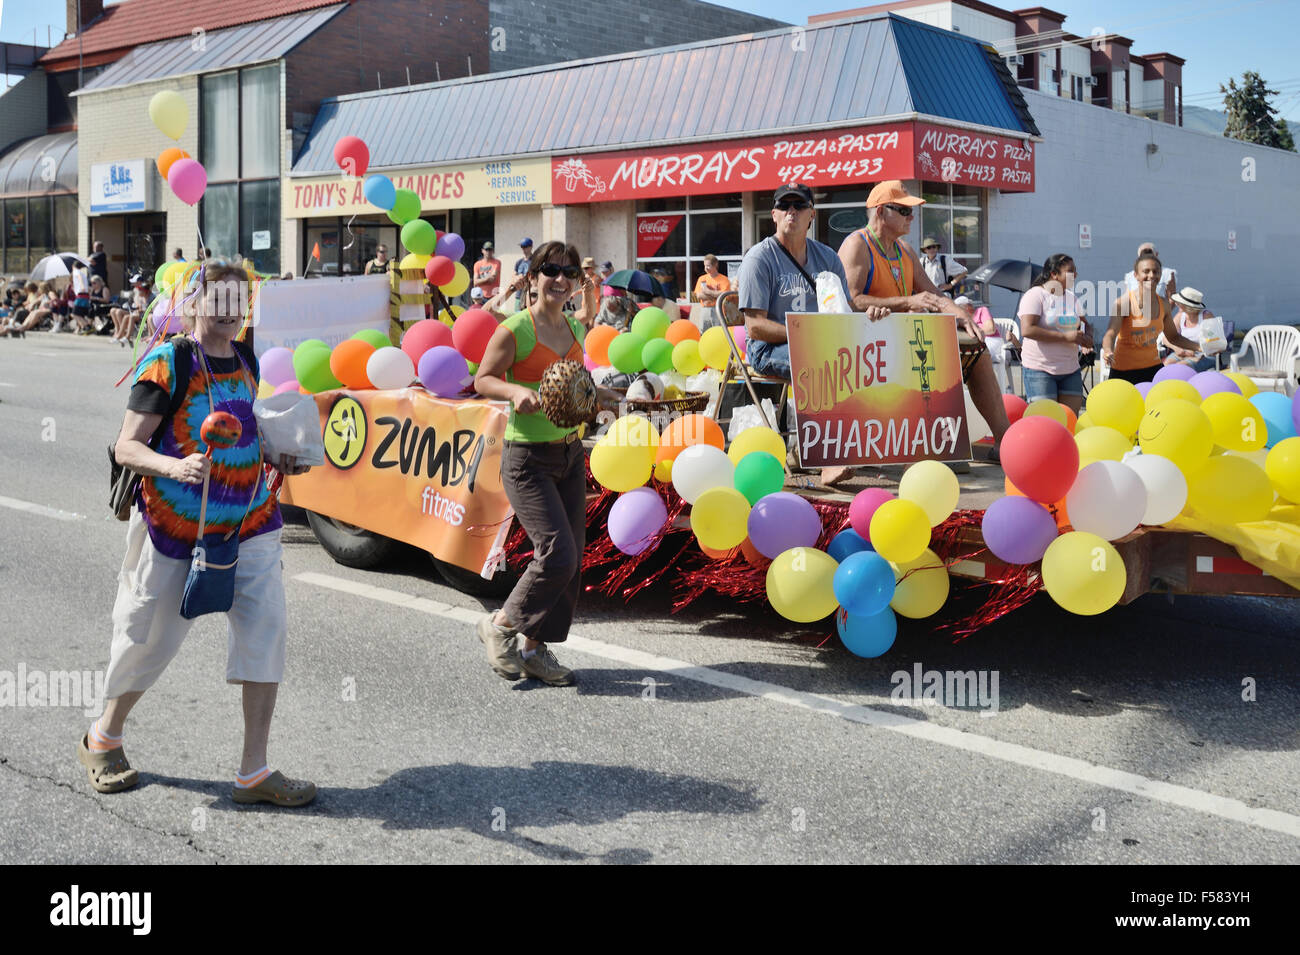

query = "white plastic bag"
[
  {"left": 1199, "top": 316, "right": 1226, "bottom": 356},
  {"left": 728, "top": 399, "right": 780, "bottom": 441},
  {"left": 816, "top": 271, "right": 851, "bottom": 313},
  {"left": 253, "top": 393, "right": 326, "bottom": 467}
]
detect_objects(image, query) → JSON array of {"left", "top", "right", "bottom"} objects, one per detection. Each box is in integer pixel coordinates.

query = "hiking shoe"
[
  {"left": 477, "top": 614, "right": 522, "bottom": 681},
  {"left": 520, "top": 646, "right": 575, "bottom": 687}
]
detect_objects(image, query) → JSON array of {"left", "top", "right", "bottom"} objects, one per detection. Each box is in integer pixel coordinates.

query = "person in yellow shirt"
[{"left": 693, "top": 254, "right": 731, "bottom": 304}]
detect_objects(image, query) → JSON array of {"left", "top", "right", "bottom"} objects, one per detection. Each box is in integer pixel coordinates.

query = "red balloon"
[
  {"left": 400, "top": 318, "right": 453, "bottom": 366},
  {"left": 1000, "top": 416, "right": 1079, "bottom": 504},
  {"left": 200, "top": 411, "right": 242, "bottom": 449},
  {"left": 452, "top": 308, "right": 499, "bottom": 363},
  {"left": 1003, "top": 393, "right": 1027, "bottom": 426},
  {"left": 425, "top": 255, "right": 456, "bottom": 286},
  {"left": 333, "top": 136, "right": 369, "bottom": 178}
]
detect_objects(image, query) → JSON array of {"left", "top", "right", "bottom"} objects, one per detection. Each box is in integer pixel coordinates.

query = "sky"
[{"left": 2, "top": 0, "right": 1297, "bottom": 122}]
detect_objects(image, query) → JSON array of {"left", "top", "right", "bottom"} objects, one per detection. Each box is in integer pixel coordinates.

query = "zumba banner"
[
  {"left": 280, "top": 389, "right": 513, "bottom": 575},
  {"left": 786, "top": 313, "right": 972, "bottom": 468}
]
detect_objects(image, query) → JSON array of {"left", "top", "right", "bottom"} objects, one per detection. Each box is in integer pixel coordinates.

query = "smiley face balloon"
[{"left": 1137, "top": 399, "right": 1213, "bottom": 476}]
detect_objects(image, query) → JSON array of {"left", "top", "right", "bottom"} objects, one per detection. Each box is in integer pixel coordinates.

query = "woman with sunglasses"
[{"left": 473, "top": 241, "right": 616, "bottom": 687}]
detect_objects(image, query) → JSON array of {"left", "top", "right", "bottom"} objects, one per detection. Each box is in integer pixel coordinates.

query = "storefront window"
[
  {"left": 240, "top": 179, "right": 279, "bottom": 274},
  {"left": 919, "top": 182, "right": 984, "bottom": 272},
  {"left": 54, "top": 195, "right": 77, "bottom": 250},
  {"left": 201, "top": 72, "right": 239, "bottom": 183},
  {"left": 202, "top": 183, "right": 239, "bottom": 260},
  {"left": 240, "top": 65, "right": 279, "bottom": 180},
  {"left": 305, "top": 224, "right": 340, "bottom": 275},
  {"left": 636, "top": 193, "right": 743, "bottom": 299},
  {"left": 28, "top": 196, "right": 50, "bottom": 256}
]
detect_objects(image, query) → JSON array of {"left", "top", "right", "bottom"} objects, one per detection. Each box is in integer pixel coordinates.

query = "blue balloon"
[
  {"left": 364, "top": 174, "right": 396, "bottom": 210},
  {"left": 836, "top": 606, "right": 897, "bottom": 658},
  {"left": 832, "top": 550, "right": 895, "bottom": 617},
  {"left": 828, "top": 527, "right": 872, "bottom": 563},
  {"left": 1250, "top": 391, "right": 1298, "bottom": 448}
]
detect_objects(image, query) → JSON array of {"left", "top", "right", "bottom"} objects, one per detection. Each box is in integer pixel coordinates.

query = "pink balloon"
[
  {"left": 272, "top": 379, "right": 301, "bottom": 396},
  {"left": 730, "top": 326, "right": 746, "bottom": 352},
  {"left": 167, "top": 158, "right": 207, "bottom": 205},
  {"left": 584, "top": 353, "right": 597, "bottom": 371},
  {"left": 849, "top": 488, "right": 894, "bottom": 541}
]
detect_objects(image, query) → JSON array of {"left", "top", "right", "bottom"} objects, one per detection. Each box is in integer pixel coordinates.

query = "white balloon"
[
  {"left": 1122, "top": 454, "right": 1188, "bottom": 525},
  {"left": 1066, "top": 460, "right": 1147, "bottom": 541},
  {"left": 672, "top": 444, "right": 734, "bottom": 504},
  {"left": 366, "top": 346, "right": 416, "bottom": 391}
]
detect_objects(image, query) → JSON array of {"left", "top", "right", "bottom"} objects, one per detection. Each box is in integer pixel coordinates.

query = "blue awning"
[{"left": 291, "top": 12, "right": 1039, "bottom": 175}]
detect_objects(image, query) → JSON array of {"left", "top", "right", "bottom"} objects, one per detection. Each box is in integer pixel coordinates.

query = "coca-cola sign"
[{"left": 636, "top": 214, "right": 683, "bottom": 258}]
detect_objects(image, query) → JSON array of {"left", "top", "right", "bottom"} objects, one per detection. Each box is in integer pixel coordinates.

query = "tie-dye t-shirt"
[{"left": 127, "top": 340, "right": 281, "bottom": 559}]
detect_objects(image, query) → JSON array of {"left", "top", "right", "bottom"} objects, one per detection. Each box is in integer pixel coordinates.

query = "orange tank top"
[
  {"left": 857, "top": 228, "right": 914, "bottom": 298},
  {"left": 1113, "top": 290, "right": 1166, "bottom": 371}
]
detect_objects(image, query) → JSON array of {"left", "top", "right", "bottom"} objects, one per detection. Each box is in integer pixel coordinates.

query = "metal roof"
[
  {"left": 73, "top": 4, "right": 346, "bottom": 95},
  {"left": 292, "top": 12, "right": 1038, "bottom": 175},
  {"left": 0, "top": 132, "right": 78, "bottom": 197}
]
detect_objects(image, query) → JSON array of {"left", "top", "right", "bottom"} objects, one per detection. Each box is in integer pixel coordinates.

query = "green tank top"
[{"left": 501, "top": 309, "right": 587, "bottom": 443}]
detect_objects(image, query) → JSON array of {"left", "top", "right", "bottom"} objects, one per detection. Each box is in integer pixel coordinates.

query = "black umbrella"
[
  {"left": 603, "top": 268, "right": 665, "bottom": 299},
  {"left": 966, "top": 258, "right": 1038, "bottom": 293}
]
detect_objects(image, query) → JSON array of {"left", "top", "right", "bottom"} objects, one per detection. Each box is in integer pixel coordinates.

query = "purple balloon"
[
  {"left": 981, "top": 496, "right": 1059, "bottom": 565},
  {"left": 747, "top": 491, "right": 823, "bottom": 559},
  {"left": 260, "top": 347, "right": 295, "bottom": 387},
  {"left": 1153, "top": 363, "right": 1196, "bottom": 384},
  {"left": 417, "top": 345, "right": 471, "bottom": 397},
  {"left": 1134, "top": 380, "right": 1154, "bottom": 399},
  {"left": 1293, "top": 389, "right": 1300, "bottom": 437},
  {"left": 435, "top": 232, "right": 465, "bottom": 261},
  {"left": 608, "top": 487, "right": 668, "bottom": 556},
  {"left": 1189, "top": 370, "right": 1238, "bottom": 399}
]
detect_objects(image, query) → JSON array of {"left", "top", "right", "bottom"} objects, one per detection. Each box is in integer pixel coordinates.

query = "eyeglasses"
[
  {"left": 885, "top": 204, "right": 915, "bottom": 217},
  {"left": 775, "top": 199, "right": 811, "bottom": 211},
  {"left": 538, "top": 262, "right": 582, "bottom": 279}
]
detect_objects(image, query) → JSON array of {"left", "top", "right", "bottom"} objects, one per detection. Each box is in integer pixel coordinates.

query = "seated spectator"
[
  {"left": 1162, "top": 287, "right": 1217, "bottom": 373},
  {"left": 595, "top": 291, "right": 635, "bottom": 330},
  {"left": 87, "top": 275, "right": 114, "bottom": 335}
]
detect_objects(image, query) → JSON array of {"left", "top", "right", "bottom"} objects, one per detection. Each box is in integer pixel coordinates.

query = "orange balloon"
[
  {"left": 1004, "top": 477, "right": 1071, "bottom": 529},
  {"left": 585, "top": 325, "right": 619, "bottom": 366},
  {"left": 665, "top": 319, "right": 701, "bottom": 346},
  {"left": 740, "top": 536, "right": 771, "bottom": 570},
  {"left": 156, "top": 147, "right": 190, "bottom": 180},
  {"left": 1063, "top": 404, "right": 1077, "bottom": 434},
  {"left": 700, "top": 543, "right": 737, "bottom": 560},
  {"left": 329, "top": 339, "right": 376, "bottom": 390},
  {"left": 656, "top": 413, "right": 726, "bottom": 463}
]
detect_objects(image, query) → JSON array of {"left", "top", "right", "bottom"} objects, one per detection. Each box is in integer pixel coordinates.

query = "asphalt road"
[{"left": 1, "top": 334, "right": 1298, "bottom": 865}]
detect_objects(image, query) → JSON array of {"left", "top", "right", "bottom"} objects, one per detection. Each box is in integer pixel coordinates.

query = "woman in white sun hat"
[{"left": 1163, "top": 287, "right": 1218, "bottom": 373}]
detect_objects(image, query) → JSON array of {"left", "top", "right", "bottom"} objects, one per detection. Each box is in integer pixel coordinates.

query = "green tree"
[{"left": 1220, "top": 71, "right": 1296, "bottom": 151}]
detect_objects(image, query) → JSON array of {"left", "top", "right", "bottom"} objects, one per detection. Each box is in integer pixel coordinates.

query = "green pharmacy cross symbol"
[{"left": 910, "top": 318, "right": 935, "bottom": 393}]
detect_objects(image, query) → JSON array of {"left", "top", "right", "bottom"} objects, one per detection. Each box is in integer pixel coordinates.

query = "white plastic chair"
[
  {"left": 1230, "top": 324, "right": 1300, "bottom": 395},
  {"left": 992, "top": 318, "right": 1020, "bottom": 394}
]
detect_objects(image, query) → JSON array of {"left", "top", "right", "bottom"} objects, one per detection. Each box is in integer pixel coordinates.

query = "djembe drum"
[{"left": 538, "top": 359, "right": 598, "bottom": 428}]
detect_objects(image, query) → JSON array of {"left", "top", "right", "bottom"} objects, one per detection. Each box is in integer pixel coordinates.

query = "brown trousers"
[{"left": 500, "top": 439, "right": 586, "bottom": 644}]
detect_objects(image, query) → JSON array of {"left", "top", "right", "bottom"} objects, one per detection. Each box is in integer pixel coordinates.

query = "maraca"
[{"left": 200, "top": 411, "right": 242, "bottom": 457}]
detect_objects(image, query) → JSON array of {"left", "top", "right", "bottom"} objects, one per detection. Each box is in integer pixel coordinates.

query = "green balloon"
[
  {"left": 293, "top": 345, "right": 342, "bottom": 393},
  {"left": 608, "top": 333, "right": 648, "bottom": 374},
  {"left": 631, "top": 306, "right": 671, "bottom": 340},
  {"left": 734, "top": 451, "right": 785, "bottom": 505},
  {"left": 400, "top": 219, "right": 436, "bottom": 255},
  {"left": 642, "top": 337, "right": 674, "bottom": 375},
  {"left": 387, "top": 189, "right": 421, "bottom": 226},
  {"left": 352, "top": 328, "right": 390, "bottom": 348},
  {"left": 295, "top": 338, "right": 330, "bottom": 354},
  {"left": 467, "top": 360, "right": 479, "bottom": 376}
]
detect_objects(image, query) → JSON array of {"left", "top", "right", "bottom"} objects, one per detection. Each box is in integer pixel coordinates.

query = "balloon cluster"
[
  {"left": 149, "top": 92, "right": 206, "bottom": 206},
  {"left": 257, "top": 309, "right": 499, "bottom": 398},
  {"left": 984, "top": 370, "right": 1300, "bottom": 616},
  {"left": 586, "top": 313, "right": 743, "bottom": 376}
]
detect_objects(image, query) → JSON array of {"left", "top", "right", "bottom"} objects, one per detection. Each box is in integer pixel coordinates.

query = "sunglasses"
[
  {"left": 537, "top": 262, "right": 582, "bottom": 279},
  {"left": 775, "top": 199, "right": 812, "bottom": 211},
  {"left": 885, "top": 204, "right": 915, "bottom": 217}
]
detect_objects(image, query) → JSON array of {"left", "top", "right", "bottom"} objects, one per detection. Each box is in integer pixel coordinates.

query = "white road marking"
[
  {"left": 295, "top": 570, "right": 1300, "bottom": 840},
  {"left": 0, "top": 382, "right": 16, "bottom": 388},
  {"left": 0, "top": 495, "right": 86, "bottom": 521}
]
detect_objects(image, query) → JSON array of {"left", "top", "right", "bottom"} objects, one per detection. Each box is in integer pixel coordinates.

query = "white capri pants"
[{"left": 104, "top": 511, "right": 288, "bottom": 699}]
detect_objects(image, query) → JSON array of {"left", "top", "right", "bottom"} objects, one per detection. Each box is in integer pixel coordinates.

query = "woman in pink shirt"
[{"left": 1016, "top": 254, "right": 1092, "bottom": 414}]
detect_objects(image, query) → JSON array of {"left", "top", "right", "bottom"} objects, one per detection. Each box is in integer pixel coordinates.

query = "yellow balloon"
[
  {"left": 1222, "top": 371, "right": 1258, "bottom": 399},
  {"left": 163, "top": 260, "right": 188, "bottom": 288},
  {"left": 1086, "top": 378, "right": 1144, "bottom": 435},
  {"left": 148, "top": 89, "right": 188, "bottom": 140},
  {"left": 765, "top": 547, "right": 839, "bottom": 622},
  {"left": 654, "top": 458, "right": 673, "bottom": 483},
  {"left": 897, "top": 459, "right": 959, "bottom": 526},
  {"left": 1041, "top": 532, "right": 1125, "bottom": 615},
  {"left": 1187, "top": 454, "right": 1274, "bottom": 523},
  {"left": 257, "top": 379, "right": 274, "bottom": 399},
  {"left": 1265, "top": 437, "right": 1300, "bottom": 504},
  {"left": 437, "top": 304, "right": 465, "bottom": 327},
  {"left": 1074, "top": 425, "right": 1132, "bottom": 467},
  {"left": 607, "top": 413, "right": 660, "bottom": 452},
  {"left": 591, "top": 414, "right": 660, "bottom": 491},
  {"left": 728, "top": 426, "right": 786, "bottom": 465},
  {"left": 890, "top": 548, "right": 950, "bottom": 618},
  {"left": 399, "top": 253, "right": 429, "bottom": 271},
  {"left": 691, "top": 486, "right": 751, "bottom": 550},
  {"left": 672, "top": 339, "right": 704, "bottom": 375},
  {"left": 698, "top": 326, "right": 732, "bottom": 370},
  {"left": 1145, "top": 379, "right": 1200, "bottom": 407},
  {"left": 1024, "top": 398, "right": 1068, "bottom": 428},
  {"left": 1200, "top": 392, "right": 1267, "bottom": 452},
  {"left": 1138, "top": 400, "right": 1213, "bottom": 475},
  {"left": 869, "top": 499, "right": 931, "bottom": 563},
  {"left": 439, "top": 262, "right": 471, "bottom": 298},
  {"left": 1075, "top": 411, "right": 1095, "bottom": 432}
]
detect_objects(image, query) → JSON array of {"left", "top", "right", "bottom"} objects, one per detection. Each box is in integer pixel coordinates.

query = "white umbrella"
[{"left": 29, "top": 252, "right": 90, "bottom": 282}]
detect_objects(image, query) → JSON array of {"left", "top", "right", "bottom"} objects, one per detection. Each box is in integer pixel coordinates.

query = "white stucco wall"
[{"left": 985, "top": 88, "right": 1300, "bottom": 331}]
